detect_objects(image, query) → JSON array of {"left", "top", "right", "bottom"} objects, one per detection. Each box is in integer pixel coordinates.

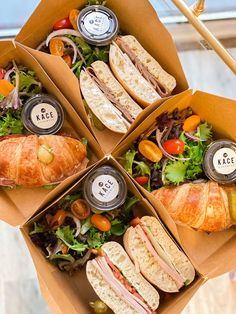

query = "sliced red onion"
[
  {"left": 184, "top": 132, "right": 207, "bottom": 142},
  {"left": 36, "top": 40, "right": 47, "bottom": 51},
  {"left": 45, "top": 29, "right": 81, "bottom": 46},
  {"left": 4, "top": 68, "right": 14, "bottom": 81},
  {"left": 76, "top": 46, "right": 86, "bottom": 64},
  {"left": 46, "top": 239, "right": 63, "bottom": 257},
  {"left": 53, "top": 36, "right": 77, "bottom": 64},
  {"left": 156, "top": 128, "right": 190, "bottom": 161},
  {"left": 66, "top": 213, "right": 81, "bottom": 237}
]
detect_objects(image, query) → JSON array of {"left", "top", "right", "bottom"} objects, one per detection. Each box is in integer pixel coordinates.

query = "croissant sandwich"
[
  {"left": 0, "top": 134, "right": 87, "bottom": 188},
  {"left": 86, "top": 241, "right": 160, "bottom": 314},
  {"left": 109, "top": 35, "right": 176, "bottom": 107},
  {"left": 152, "top": 181, "right": 234, "bottom": 232},
  {"left": 80, "top": 61, "right": 142, "bottom": 134},
  {"left": 124, "top": 216, "right": 195, "bottom": 293}
]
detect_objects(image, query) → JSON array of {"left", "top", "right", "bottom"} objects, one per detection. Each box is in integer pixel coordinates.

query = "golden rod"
[
  {"left": 171, "top": 0, "right": 236, "bottom": 74},
  {"left": 191, "top": 0, "right": 205, "bottom": 17}
]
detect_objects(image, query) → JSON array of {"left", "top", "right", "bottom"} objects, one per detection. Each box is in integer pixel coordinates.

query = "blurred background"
[{"left": 0, "top": 1, "right": 236, "bottom": 313}]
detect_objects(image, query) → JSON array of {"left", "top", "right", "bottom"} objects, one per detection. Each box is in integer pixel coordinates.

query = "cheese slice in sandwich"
[
  {"left": 124, "top": 216, "right": 195, "bottom": 293},
  {"left": 115, "top": 35, "right": 176, "bottom": 96},
  {"left": 86, "top": 241, "right": 160, "bottom": 314},
  {"left": 80, "top": 61, "right": 142, "bottom": 134}
]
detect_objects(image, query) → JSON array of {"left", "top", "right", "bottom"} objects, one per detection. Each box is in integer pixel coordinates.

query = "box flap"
[
  {"left": 0, "top": 41, "right": 103, "bottom": 227},
  {"left": 21, "top": 156, "right": 202, "bottom": 314}
]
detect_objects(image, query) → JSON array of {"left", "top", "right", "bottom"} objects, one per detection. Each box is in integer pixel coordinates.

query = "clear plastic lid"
[
  {"left": 77, "top": 5, "right": 119, "bottom": 46},
  {"left": 21, "top": 94, "right": 64, "bottom": 135},
  {"left": 203, "top": 139, "right": 236, "bottom": 184},
  {"left": 83, "top": 165, "right": 127, "bottom": 211}
]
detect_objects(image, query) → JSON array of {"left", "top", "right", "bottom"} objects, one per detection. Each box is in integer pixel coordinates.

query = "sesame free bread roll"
[
  {"left": 91, "top": 61, "right": 142, "bottom": 119},
  {"left": 109, "top": 43, "right": 161, "bottom": 107},
  {"left": 119, "top": 35, "right": 176, "bottom": 95}
]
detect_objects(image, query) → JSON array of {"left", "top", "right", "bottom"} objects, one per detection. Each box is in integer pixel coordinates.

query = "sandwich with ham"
[
  {"left": 80, "top": 60, "right": 142, "bottom": 134},
  {"left": 124, "top": 216, "right": 195, "bottom": 293},
  {"left": 86, "top": 241, "right": 160, "bottom": 314},
  {"left": 109, "top": 35, "right": 176, "bottom": 107}
]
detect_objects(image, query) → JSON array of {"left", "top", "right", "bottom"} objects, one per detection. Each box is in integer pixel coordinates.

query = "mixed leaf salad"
[
  {"left": 30, "top": 191, "right": 138, "bottom": 274},
  {"left": 0, "top": 60, "right": 42, "bottom": 136},
  {"left": 122, "top": 107, "right": 213, "bottom": 191},
  {"left": 37, "top": 0, "right": 109, "bottom": 79}
]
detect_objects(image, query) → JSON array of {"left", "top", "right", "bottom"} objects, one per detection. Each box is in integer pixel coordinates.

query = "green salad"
[
  {"left": 30, "top": 191, "right": 138, "bottom": 274},
  {"left": 122, "top": 107, "right": 213, "bottom": 191}
]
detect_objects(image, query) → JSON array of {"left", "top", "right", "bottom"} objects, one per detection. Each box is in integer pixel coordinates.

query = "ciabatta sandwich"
[
  {"left": 86, "top": 241, "right": 160, "bottom": 314},
  {"left": 124, "top": 216, "right": 195, "bottom": 293},
  {"left": 80, "top": 61, "right": 142, "bottom": 134},
  {"left": 109, "top": 35, "right": 176, "bottom": 107}
]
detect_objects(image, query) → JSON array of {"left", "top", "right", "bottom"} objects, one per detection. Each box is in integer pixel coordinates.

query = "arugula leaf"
[
  {"left": 165, "top": 161, "right": 187, "bottom": 184},
  {"left": 56, "top": 226, "right": 88, "bottom": 252},
  {"left": 196, "top": 122, "right": 212, "bottom": 141},
  {"left": 134, "top": 161, "right": 151, "bottom": 176},
  {"left": 0, "top": 94, "right": 5, "bottom": 101},
  {"left": 123, "top": 149, "right": 136, "bottom": 176},
  {"left": 0, "top": 109, "right": 24, "bottom": 136},
  {"left": 49, "top": 253, "right": 75, "bottom": 263},
  {"left": 30, "top": 222, "right": 45, "bottom": 235}
]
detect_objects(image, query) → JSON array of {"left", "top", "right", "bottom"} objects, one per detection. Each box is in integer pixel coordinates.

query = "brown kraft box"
[
  {"left": 15, "top": 0, "right": 189, "bottom": 153},
  {"left": 0, "top": 40, "right": 104, "bottom": 227},
  {"left": 112, "top": 89, "right": 236, "bottom": 279}
]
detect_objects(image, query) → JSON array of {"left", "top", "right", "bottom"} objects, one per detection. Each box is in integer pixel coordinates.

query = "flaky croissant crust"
[
  {"left": 152, "top": 181, "right": 232, "bottom": 232},
  {"left": 0, "top": 135, "right": 87, "bottom": 187}
]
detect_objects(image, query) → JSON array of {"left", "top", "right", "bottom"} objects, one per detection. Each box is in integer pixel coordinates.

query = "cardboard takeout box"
[
  {"left": 113, "top": 89, "right": 236, "bottom": 279},
  {"left": 15, "top": 0, "right": 189, "bottom": 153},
  {"left": 21, "top": 156, "right": 205, "bottom": 314},
  {"left": 0, "top": 41, "right": 103, "bottom": 227}
]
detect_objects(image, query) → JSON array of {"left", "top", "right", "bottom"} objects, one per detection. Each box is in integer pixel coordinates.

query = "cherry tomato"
[
  {"left": 134, "top": 176, "right": 149, "bottom": 186},
  {"left": 49, "top": 38, "right": 64, "bottom": 57},
  {"left": 130, "top": 217, "right": 141, "bottom": 227},
  {"left": 50, "top": 209, "right": 66, "bottom": 229},
  {"left": 69, "top": 9, "right": 80, "bottom": 30},
  {"left": 91, "top": 214, "right": 111, "bottom": 232},
  {"left": 183, "top": 115, "right": 201, "bottom": 133},
  {"left": 53, "top": 17, "right": 73, "bottom": 30},
  {"left": 0, "top": 68, "right": 6, "bottom": 80},
  {"left": 62, "top": 55, "right": 72, "bottom": 67},
  {"left": 0, "top": 79, "right": 14, "bottom": 97},
  {"left": 163, "top": 139, "right": 185, "bottom": 155},
  {"left": 138, "top": 140, "right": 163, "bottom": 162},
  {"left": 71, "top": 199, "right": 91, "bottom": 219}
]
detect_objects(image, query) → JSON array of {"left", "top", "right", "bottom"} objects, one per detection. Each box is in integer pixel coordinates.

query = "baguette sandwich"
[
  {"left": 86, "top": 241, "right": 160, "bottom": 314},
  {"left": 80, "top": 60, "right": 142, "bottom": 134},
  {"left": 124, "top": 216, "right": 195, "bottom": 293},
  {"left": 109, "top": 35, "right": 176, "bottom": 107}
]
